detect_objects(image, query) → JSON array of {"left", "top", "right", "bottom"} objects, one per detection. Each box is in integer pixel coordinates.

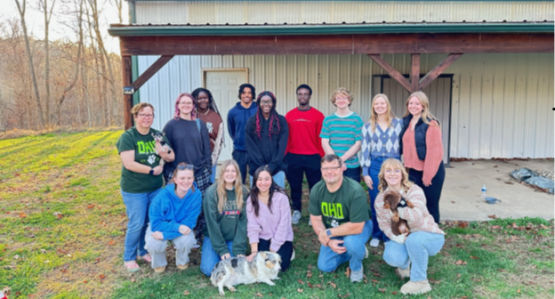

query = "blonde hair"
[
  {"left": 403, "top": 91, "right": 439, "bottom": 127},
  {"left": 330, "top": 87, "right": 353, "bottom": 107},
  {"left": 215, "top": 160, "right": 244, "bottom": 213},
  {"left": 378, "top": 158, "right": 413, "bottom": 193},
  {"left": 369, "top": 93, "right": 395, "bottom": 132},
  {"left": 131, "top": 102, "right": 155, "bottom": 118}
]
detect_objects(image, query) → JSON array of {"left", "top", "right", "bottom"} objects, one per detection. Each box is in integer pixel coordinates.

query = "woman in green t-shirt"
[
  {"left": 200, "top": 160, "right": 249, "bottom": 276},
  {"left": 116, "top": 103, "right": 175, "bottom": 272}
]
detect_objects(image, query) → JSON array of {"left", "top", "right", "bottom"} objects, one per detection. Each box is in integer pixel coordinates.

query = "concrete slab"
[{"left": 441, "top": 159, "right": 554, "bottom": 221}]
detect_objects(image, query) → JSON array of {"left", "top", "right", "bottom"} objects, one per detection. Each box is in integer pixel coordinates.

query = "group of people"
[{"left": 116, "top": 83, "right": 446, "bottom": 295}]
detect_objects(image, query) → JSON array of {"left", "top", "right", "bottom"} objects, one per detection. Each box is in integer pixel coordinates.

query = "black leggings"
[
  {"left": 409, "top": 162, "right": 445, "bottom": 223},
  {"left": 258, "top": 239, "right": 293, "bottom": 272}
]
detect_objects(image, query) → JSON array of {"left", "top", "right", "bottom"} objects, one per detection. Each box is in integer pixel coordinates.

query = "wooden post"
[
  {"left": 410, "top": 53, "right": 420, "bottom": 92},
  {"left": 122, "top": 55, "right": 133, "bottom": 130},
  {"left": 419, "top": 53, "right": 463, "bottom": 90},
  {"left": 131, "top": 55, "right": 174, "bottom": 91},
  {"left": 368, "top": 54, "right": 411, "bottom": 92}
]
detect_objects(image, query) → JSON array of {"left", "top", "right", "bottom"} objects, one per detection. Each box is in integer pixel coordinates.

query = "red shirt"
[{"left": 285, "top": 107, "right": 325, "bottom": 156}]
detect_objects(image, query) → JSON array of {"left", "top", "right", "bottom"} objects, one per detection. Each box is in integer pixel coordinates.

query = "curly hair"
[{"left": 192, "top": 87, "right": 221, "bottom": 117}]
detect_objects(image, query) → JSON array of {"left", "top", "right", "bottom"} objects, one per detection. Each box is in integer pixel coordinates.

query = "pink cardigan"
[{"left": 246, "top": 192, "right": 294, "bottom": 252}]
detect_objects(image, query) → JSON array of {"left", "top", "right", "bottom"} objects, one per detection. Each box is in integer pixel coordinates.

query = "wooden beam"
[
  {"left": 419, "top": 53, "right": 463, "bottom": 90},
  {"left": 411, "top": 53, "right": 420, "bottom": 92},
  {"left": 132, "top": 55, "right": 174, "bottom": 91},
  {"left": 119, "top": 33, "right": 553, "bottom": 56},
  {"left": 122, "top": 56, "right": 133, "bottom": 130},
  {"left": 368, "top": 54, "right": 412, "bottom": 92}
]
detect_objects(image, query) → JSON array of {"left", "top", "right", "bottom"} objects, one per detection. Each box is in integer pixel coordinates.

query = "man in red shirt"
[{"left": 285, "top": 84, "right": 325, "bottom": 225}]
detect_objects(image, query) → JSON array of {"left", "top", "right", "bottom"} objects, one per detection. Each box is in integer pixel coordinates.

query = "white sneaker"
[
  {"left": 369, "top": 238, "right": 380, "bottom": 247},
  {"left": 400, "top": 280, "right": 432, "bottom": 295},
  {"left": 291, "top": 210, "right": 302, "bottom": 225},
  {"left": 308, "top": 218, "right": 312, "bottom": 226},
  {"left": 290, "top": 249, "right": 295, "bottom": 261},
  {"left": 364, "top": 246, "right": 369, "bottom": 259},
  {"left": 192, "top": 240, "right": 201, "bottom": 249}
]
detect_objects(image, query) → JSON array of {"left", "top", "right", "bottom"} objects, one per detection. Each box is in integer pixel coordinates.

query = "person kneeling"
[
  {"left": 309, "top": 154, "right": 372, "bottom": 283},
  {"left": 145, "top": 163, "right": 202, "bottom": 273},
  {"left": 375, "top": 158, "right": 445, "bottom": 295}
]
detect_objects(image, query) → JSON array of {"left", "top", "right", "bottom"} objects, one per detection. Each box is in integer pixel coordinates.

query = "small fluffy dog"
[
  {"left": 151, "top": 132, "right": 170, "bottom": 167},
  {"left": 210, "top": 251, "right": 282, "bottom": 296},
  {"left": 383, "top": 190, "right": 414, "bottom": 236}
]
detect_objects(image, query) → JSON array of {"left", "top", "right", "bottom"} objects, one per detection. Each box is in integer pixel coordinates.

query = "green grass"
[{"left": 0, "top": 131, "right": 553, "bottom": 298}]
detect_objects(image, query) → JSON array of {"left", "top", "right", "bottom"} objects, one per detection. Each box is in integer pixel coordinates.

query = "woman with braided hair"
[
  {"left": 245, "top": 91, "right": 289, "bottom": 188},
  {"left": 192, "top": 88, "right": 225, "bottom": 183}
]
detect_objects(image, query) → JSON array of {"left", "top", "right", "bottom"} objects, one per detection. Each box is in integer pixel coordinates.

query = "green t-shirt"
[
  {"left": 116, "top": 127, "right": 170, "bottom": 193},
  {"left": 309, "top": 177, "right": 370, "bottom": 229}
]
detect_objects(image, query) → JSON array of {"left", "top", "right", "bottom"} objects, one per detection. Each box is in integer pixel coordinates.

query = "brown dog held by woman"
[{"left": 383, "top": 190, "right": 414, "bottom": 236}]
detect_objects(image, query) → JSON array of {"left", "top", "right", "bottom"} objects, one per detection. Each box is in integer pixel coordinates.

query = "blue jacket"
[
  {"left": 227, "top": 102, "right": 258, "bottom": 151},
  {"left": 149, "top": 183, "right": 202, "bottom": 240}
]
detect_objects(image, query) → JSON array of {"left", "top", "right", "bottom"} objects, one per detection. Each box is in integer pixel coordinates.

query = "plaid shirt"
[{"left": 375, "top": 184, "right": 444, "bottom": 239}]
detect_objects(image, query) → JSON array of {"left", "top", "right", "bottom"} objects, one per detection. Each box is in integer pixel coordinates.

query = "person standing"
[
  {"left": 320, "top": 87, "right": 364, "bottom": 182},
  {"left": 245, "top": 91, "right": 289, "bottom": 188},
  {"left": 375, "top": 158, "right": 445, "bottom": 295},
  {"left": 309, "top": 154, "right": 372, "bottom": 283},
  {"left": 200, "top": 160, "right": 249, "bottom": 276},
  {"left": 163, "top": 92, "right": 212, "bottom": 245},
  {"left": 361, "top": 94, "right": 403, "bottom": 248},
  {"left": 193, "top": 88, "right": 225, "bottom": 183},
  {"left": 116, "top": 103, "right": 175, "bottom": 272},
  {"left": 227, "top": 83, "right": 257, "bottom": 184},
  {"left": 285, "top": 84, "right": 325, "bottom": 225},
  {"left": 399, "top": 91, "right": 445, "bottom": 223}
]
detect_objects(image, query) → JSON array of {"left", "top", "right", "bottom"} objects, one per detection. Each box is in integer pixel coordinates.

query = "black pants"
[
  {"left": 409, "top": 162, "right": 446, "bottom": 223},
  {"left": 285, "top": 153, "right": 322, "bottom": 212},
  {"left": 343, "top": 166, "right": 361, "bottom": 183},
  {"left": 232, "top": 150, "right": 249, "bottom": 185},
  {"left": 258, "top": 239, "right": 293, "bottom": 272}
]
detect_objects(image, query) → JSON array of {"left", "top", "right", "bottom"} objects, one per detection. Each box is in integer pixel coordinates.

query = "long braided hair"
[
  {"left": 254, "top": 91, "right": 281, "bottom": 140},
  {"left": 173, "top": 93, "right": 197, "bottom": 121},
  {"left": 192, "top": 88, "right": 221, "bottom": 117}
]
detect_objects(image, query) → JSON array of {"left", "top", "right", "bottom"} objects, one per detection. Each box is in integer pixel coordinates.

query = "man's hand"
[
  {"left": 328, "top": 239, "right": 347, "bottom": 254},
  {"left": 318, "top": 230, "right": 331, "bottom": 246},
  {"left": 151, "top": 231, "right": 164, "bottom": 241},
  {"left": 179, "top": 225, "right": 191, "bottom": 235}
]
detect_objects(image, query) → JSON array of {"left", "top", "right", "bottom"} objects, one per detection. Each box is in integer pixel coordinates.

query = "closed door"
[
  {"left": 205, "top": 70, "right": 248, "bottom": 162},
  {"left": 373, "top": 75, "right": 452, "bottom": 164}
]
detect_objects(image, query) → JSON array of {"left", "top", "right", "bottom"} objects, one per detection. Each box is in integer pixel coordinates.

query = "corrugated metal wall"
[
  {"left": 138, "top": 53, "right": 554, "bottom": 159},
  {"left": 135, "top": 1, "right": 554, "bottom": 24}
]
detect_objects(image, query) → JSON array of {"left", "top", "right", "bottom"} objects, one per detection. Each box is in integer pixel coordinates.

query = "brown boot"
[
  {"left": 177, "top": 263, "right": 189, "bottom": 270},
  {"left": 154, "top": 266, "right": 166, "bottom": 273}
]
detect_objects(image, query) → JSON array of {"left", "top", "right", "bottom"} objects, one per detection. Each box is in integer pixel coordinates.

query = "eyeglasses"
[
  {"left": 321, "top": 166, "right": 341, "bottom": 172},
  {"left": 180, "top": 102, "right": 194, "bottom": 106},
  {"left": 138, "top": 113, "right": 154, "bottom": 118},
  {"left": 177, "top": 164, "right": 195, "bottom": 171},
  {"left": 259, "top": 100, "right": 273, "bottom": 105}
]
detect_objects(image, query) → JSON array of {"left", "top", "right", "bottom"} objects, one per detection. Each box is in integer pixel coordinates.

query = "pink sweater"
[
  {"left": 402, "top": 120, "right": 444, "bottom": 185},
  {"left": 246, "top": 192, "right": 294, "bottom": 252},
  {"left": 375, "top": 185, "right": 444, "bottom": 239}
]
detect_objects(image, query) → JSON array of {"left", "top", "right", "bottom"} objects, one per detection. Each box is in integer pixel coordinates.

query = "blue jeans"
[
  {"left": 120, "top": 187, "right": 163, "bottom": 262},
  {"left": 343, "top": 166, "right": 361, "bottom": 183},
  {"left": 368, "top": 156, "right": 399, "bottom": 242},
  {"left": 383, "top": 231, "right": 445, "bottom": 282},
  {"left": 317, "top": 220, "right": 372, "bottom": 272},
  {"left": 200, "top": 236, "right": 234, "bottom": 276},
  {"left": 250, "top": 171, "right": 285, "bottom": 189},
  {"left": 210, "top": 164, "right": 217, "bottom": 183}
]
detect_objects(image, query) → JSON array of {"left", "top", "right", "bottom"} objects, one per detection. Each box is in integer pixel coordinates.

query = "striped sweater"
[
  {"left": 319, "top": 112, "right": 364, "bottom": 168},
  {"left": 375, "top": 184, "right": 444, "bottom": 239}
]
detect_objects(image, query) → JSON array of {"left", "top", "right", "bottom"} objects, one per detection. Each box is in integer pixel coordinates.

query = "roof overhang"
[{"left": 109, "top": 22, "right": 554, "bottom": 36}]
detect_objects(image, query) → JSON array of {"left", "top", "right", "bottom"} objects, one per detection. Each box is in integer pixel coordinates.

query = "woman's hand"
[
  {"left": 179, "top": 225, "right": 191, "bottom": 235},
  {"left": 155, "top": 141, "right": 164, "bottom": 155},
  {"left": 151, "top": 231, "right": 164, "bottom": 241},
  {"left": 153, "top": 165, "right": 163, "bottom": 175},
  {"left": 328, "top": 239, "right": 347, "bottom": 254},
  {"left": 221, "top": 253, "right": 231, "bottom": 260},
  {"left": 246, "top": 252, "right": 257, "bottom": 262},
  {"left": 423, "top": 178, "right": 432, "bottom": 187},
  {"left": 363, "top": 176, "right": 373, "bottom": 190},
  {"left": 390, "top": 233, "right": 408, "bottom": 244}
]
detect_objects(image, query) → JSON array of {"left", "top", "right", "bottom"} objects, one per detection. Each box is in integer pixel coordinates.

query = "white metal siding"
[
  {"left": 138, "top": 53, "right": 554, "bottom": 159},
  {"left": 135, "top": 1, "right": 554, "bottom": 24}
]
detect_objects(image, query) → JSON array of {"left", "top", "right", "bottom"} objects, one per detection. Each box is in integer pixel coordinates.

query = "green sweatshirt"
[{"left": 202, "top": 183, "right": 249, "bottom": 256}]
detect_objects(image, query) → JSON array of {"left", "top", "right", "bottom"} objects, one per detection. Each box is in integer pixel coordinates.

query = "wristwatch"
[
  {"left": 149, "top": 168, "right": 154, "bottom": 175},
  {"left": 326, "top": 229, "right": 332, "bottom": 237}
]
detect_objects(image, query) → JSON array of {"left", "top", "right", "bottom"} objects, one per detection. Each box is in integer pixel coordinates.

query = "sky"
[{"left": 0, "top": 0, "right": 128, "bottom": 53}]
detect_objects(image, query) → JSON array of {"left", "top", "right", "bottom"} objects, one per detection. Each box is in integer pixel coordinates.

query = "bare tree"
[
  {"left": 39, "top": 0, "right": 57, "bottom": 125},
  {"left": 14, "top": 0, "right": 45, "bottom": 126},
  {"left": 109, "top": 0, "right": 123, "bottom": 24}
]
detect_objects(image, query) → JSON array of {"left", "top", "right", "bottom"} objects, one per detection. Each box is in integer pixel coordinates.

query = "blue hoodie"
[
  {"left": 227, "top": 102, "right": 258, "bottom": 151},
  {"left": 149, "top": 183, "right": 202, "bottom": 240}
]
